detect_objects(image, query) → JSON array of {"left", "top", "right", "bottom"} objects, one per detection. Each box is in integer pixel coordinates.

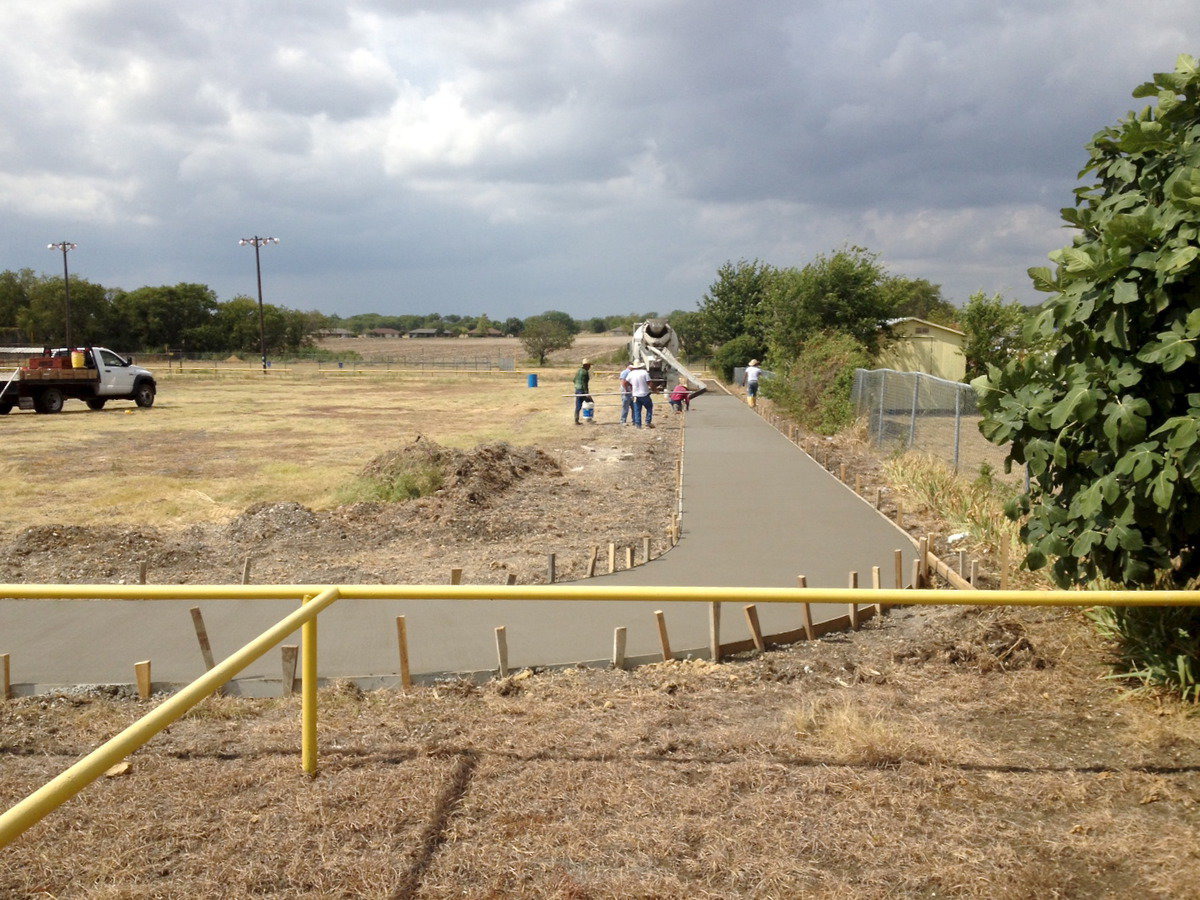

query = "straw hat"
[
  {"left": 630, "top": 362, "right": 646, "bottom": 369},
  {"left": 749, "top": 359, "right": 759, "bottom": 366},
  {"left": 582, "top": 358, "right": 591, "bottom": 365}
]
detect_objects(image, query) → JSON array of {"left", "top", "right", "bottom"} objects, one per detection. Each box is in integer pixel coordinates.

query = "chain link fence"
[{"left": 852, "top": 368, "right": 1024, "bottom": 482}]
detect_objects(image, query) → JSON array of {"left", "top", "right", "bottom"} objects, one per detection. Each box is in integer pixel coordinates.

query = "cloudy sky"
[{"left": 0, "top": 1, "right": 1194, "bottom": 318}]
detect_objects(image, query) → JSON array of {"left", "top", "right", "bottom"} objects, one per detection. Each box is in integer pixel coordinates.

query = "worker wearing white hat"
[
  {"left": 745, "top": 358, "right": 762, "bottom": 407},
  {"left": 627, "top": 362, "right": 654, "bottom": 428}
]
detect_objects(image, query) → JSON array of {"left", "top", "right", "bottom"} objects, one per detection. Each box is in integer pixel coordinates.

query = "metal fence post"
[
  {"left": 301, "top": 594, "right": 318, "bottom": 775},
  {"left": 907, "top": 375, "right": 920, "bottom": 449},
  {"left": 877, "top": 371, "right": 887, "bottom": 446},
  {"left": 953, "top": 386, "right": 962, "bottom": 473}
]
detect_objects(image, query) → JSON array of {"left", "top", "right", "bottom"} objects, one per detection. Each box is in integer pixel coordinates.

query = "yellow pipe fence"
[{"left": 1, "top": 581, "right": 1198, "bottom": 848}]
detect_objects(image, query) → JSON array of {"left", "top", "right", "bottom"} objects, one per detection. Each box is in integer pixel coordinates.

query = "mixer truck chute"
[{"left": 629, "top": 319, "right": 708, "bottom": 397}]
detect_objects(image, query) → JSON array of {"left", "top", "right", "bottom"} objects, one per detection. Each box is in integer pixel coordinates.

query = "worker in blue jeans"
[{"left": 627, "top": 362, "right": 654, "bottom": 428}]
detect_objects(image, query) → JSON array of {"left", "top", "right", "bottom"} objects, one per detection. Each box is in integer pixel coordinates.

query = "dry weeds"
[{"left": 2, "top": 606, "right": 1198, "bottom": 897}]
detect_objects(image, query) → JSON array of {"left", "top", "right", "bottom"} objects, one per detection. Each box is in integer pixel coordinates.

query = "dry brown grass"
[
  {"left": 2, "top": 606, "right": 1199, "bottom": 897},
  {"left": 0, "top": 372, "right": 595, "bottom": 529}
]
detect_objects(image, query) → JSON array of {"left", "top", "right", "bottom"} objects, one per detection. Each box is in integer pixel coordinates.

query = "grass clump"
[
  {"left": 1089, "top": 592, "right": 1200, "bottom": 703},
  {"left": 338, "top": 464, "right": 444, "bottom": 504},
  {"left": 792, "top": 696, "right": 952, "bottom": 766}
]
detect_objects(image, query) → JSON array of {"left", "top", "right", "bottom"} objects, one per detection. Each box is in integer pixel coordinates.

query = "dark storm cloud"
[{"left": 0, "top": 0, "right": 1195, "bottom": 315}]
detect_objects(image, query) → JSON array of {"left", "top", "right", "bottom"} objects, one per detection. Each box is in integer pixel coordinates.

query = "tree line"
[
  {"left": 680, "top": 247, "right": 1035, "bottom": 432},
  {"left": 0, "top": 267, "right": 663, "bottom": 356}
]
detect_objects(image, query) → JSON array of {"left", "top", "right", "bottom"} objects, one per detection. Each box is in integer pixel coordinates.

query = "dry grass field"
[{"left": 0, "top": 369, "right": 614, "bottom": 529}]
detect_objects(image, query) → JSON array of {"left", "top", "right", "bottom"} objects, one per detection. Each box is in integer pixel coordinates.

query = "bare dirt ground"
[{"left": 2, "top": 379, "right": 1199, "bottom": 897}]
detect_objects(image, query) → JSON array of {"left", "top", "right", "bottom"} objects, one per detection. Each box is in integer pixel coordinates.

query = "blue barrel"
[{"left": 527, "top": 373, "right": 538, "bottom": 388}]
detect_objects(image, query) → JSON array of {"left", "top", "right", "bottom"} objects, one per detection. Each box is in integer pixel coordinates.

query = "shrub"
[
  {"left": 712, "top": 334, "right": 765, "bottom": 382},
  {"left": 762, "top": 331, "right": 869, "bottom": 434}
]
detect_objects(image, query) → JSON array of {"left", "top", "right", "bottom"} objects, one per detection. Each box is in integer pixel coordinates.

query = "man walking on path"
[
  {"left": 745, "top": 358, "right": 762, "bottom": 407},
  {"left": 617, "top": 362, "right": 633, "bottom": 425},
  {"left": 627, "top": 362, "right": 654, "bottom": 428},
  {"left": 573, "top": 359, "right": 593, "bottom": 425}
]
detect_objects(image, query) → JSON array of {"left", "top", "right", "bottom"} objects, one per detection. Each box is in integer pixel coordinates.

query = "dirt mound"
[
  {"left": 13, "top": 525, "right": 159, "bottom": 556},
  {"left": 895, "top": 608, "right": 1050, "bottom": 672},
  {"left": 227, "top": 502, "right": 320, "bottom": 543},
  {"left": 361, "top": 437, "right": 560, "bottom": 507}
]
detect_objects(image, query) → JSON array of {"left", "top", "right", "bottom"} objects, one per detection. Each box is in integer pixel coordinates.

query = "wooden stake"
[
  {"left": 134, "top": 660, "right": 152, "bottom": 700},
  {"left": 613, "top": 627, "right": 627, "bottom": 670},
  {"left": 917, "top": 536, "right": 929, "bottom": 588},
  {"left": 587, "top": 546, "right": 599, "bottom": 577},
  {"left": 396, "top": 616, "right": 412, "bottom": 690},
  {"left": 450, "top": 567, "right": 462, "bottom": 585},
  {"left": 911, "top": 558, "right": 921, "bottom": 591},
  {"left": 607, "top": 542, "right": 616, "bottom": 573},
  {"left": 506, "top": 573, "right": 517, "bottom": 585},
  {"left": 894, "top": 549, "right": 904, "bottom": 590},
  {"left": 873, "top": 565, "right": 887, "bottom": 616},
  {"left": 189, "top": 607, "right": 217, "bottom": 672},
  {"left": 495, "top": 626, "right": 509, "bottom": 677},
  {"left": 138, "top": 561, "right": 148, "bottom": 584},
  {"left": 241, "top": 556, "right": 252, "bottom": 585},
  {"left": 625, "top": 545, "right": 634, "bottom": 569},
  {"left": 848, "top": 571, "right": 860, "bottom": 630},
  {"left": 547, "top": 552, "right": 556, "bottom": 584},
  {"left": 875, "top": 488, "right": 882, "bottom": 509},
  {"left": 970, "top": 560, "right": 979, "bottom": 586},
  {"left": 744, "top": 604, "right": 766, "bottom": 652},
  {"left": 798, "top": 575, "right": 815, "bottom": 641},
  {"left": 281, "top": 645, "right": 298, "bottom": 696},
  {"left": 710, "top": 601, "right": 722, "bottom": 663},
  {"left": 642, "top": 535, "right": 652, "bottom": 564},
  {"left": 654, "top": 610, "right": 673, "bottom": 661},
  {"left": 958, "top": 549, "right": 967, "bottom": 577},
  {"left": 1, "top": 653, "right": 10, "bottom": 700},
  {"left": 839, "top": 463, "right": 847, "bottom": 482}
]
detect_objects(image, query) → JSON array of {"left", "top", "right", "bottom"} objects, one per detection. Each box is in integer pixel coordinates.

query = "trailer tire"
[
  {"left": 34, "top": 388, "right": 64, "bottom": 414},
  {"left": 133, "top": 382, "right": 155, "bottom": 408},
  {"left": 86, "top": 398, "right": 106, "bottom": 410},
  {"left": 0, "top": 403, "right": 11, "bottom": 415}
]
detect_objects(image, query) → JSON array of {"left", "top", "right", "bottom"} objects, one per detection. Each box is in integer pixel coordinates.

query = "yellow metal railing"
[{"left": 2, "top": 581, "right": 1199, "bottom": 848}]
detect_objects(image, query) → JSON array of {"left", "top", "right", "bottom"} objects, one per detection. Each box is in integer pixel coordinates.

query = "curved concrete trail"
[{"left": 1, "top": 390, "right": 917, "bottom": 694}]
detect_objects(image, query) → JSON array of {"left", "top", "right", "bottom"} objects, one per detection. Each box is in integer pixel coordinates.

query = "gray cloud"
[{"left": 0, "top": 0, "right": 1195, "bottom": 317}]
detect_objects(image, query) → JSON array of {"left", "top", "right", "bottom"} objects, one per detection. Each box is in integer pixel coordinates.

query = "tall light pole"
[
  {"left": 238, "top": 236, "right": 280, "bottom": 372},
  {"left": 47, "top": 241, "right": 77, "bottom": 347}
]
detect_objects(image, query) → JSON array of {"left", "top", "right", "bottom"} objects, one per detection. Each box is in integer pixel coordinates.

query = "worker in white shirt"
[
  {"left": 626, "top": 362, "right": 654, "bottom": 428},
  {"left": 745, "top": 358, "right": 762, "bottom": 407}
]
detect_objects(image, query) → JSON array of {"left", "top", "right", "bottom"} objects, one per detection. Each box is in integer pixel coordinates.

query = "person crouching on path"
[
  {"left": 745, "top": 358, "right": 762, "bottom": 407},
  {"left": 668, "top": 379, "right": 691, "bottom": 413},
  {"left": 618, "top": 362, "right": 634, "bottom": 425},
  {"left": 627, "top": 362, "right": 654, "bottom": 428},
  {"left": 573, "top": 358, "right": 593, "bottom": 425}
]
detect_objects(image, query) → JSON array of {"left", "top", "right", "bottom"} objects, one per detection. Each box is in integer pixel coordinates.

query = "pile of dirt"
[
  {"left": 361, "top": 436, "right": 561, "bottom": 507},
  {"left": 227, "top": 501, "right": 321, "bottom": 543},
  {"left": 893, "top": 607, "right": 1050, "bottom": 672},
  {"left": 12, "top": 525, "right": 159, "bottom": 557}
]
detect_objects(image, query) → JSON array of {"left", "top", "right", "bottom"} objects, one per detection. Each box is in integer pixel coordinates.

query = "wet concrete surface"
[{"left": 1, "top": 390, "right": 916, "bottom": 691}]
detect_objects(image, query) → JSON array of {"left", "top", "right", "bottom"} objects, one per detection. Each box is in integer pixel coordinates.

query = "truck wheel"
[
  {"left": 34, "top": 388, "right": 64, "bottom": 414},
  {"left": 0, "top": 403, "right": 11, "bottom": 415},
  {"left": 133, "top": 383, "right": 155, "bottom": 408},
  {"left": 86, "top": 398, "right": 106, "bottom": 411}
]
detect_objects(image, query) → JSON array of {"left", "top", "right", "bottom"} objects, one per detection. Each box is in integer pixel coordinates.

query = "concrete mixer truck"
[{"left": 629, "top": 319, "right": 707, "bottom": 397}]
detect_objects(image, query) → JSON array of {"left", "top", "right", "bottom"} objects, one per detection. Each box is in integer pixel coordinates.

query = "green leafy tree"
[
  {"left": 762, "top": 246, "right": 893, "bottom": 358},
  {"left": 959, "top": 291, "right": 1033, "bottom": 379},
  {"left": 535, "top": 310, "right": 581, "bottom": 335},
  {"left": 520, "top": 315, "right": 575, "bottom": 365},
  {"left": 502, "top": 317, "right": 524, "bottom": 336},
  {"left": 697, "top": 259, "right": 775, "bottom": 348},
  {"left": 762, "top": 330, "right": 870, "bottom": 434},
  {"left": 977, "top": 54, "right": 1200, "bottom": 590},
  {"left": 882, "top": 276, "right": 959, "bottom": 326},
  {"left": 712, "top": 334, "right": 766, "bottom": 382}
]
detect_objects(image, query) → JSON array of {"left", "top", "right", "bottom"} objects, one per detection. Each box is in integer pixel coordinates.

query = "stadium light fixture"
[
  {"left": 47, "top": 241, "right": 78, "bottom": 348},
  {"left": 238, "top": 236, "right": 280, "bottom": 373}
]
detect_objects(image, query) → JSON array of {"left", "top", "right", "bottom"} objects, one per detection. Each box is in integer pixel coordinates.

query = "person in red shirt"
[{"left": 668, "top": 380, "right": 692, "bottom": 412}]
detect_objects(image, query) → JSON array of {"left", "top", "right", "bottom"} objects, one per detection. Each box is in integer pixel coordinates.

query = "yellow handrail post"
[{"left": 301, "top": 593, "right": 318, "bottom": 775}]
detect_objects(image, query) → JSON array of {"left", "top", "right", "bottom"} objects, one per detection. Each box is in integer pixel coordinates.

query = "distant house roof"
[
  {"left": 407, "top": 328, "right": 442, "bottom": 337},
  {"left": 884, "top": 317, "right": 964, "bottom": 337},
  {"left": 367, "top": 327, "right": 403, "bottom": 336}
]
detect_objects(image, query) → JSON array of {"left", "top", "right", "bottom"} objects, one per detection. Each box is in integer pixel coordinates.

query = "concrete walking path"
[{"left": 0, "top": 390, "right": 917, "bottom": 693}]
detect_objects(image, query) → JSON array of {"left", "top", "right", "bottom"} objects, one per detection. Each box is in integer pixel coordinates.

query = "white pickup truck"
[{"left": 0, "top": 347, "right": 157, "bottom": 414}]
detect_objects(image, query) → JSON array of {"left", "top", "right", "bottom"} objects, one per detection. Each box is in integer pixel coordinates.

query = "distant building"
[
  {"left": 466, "top": 327, "right": 505, "bottom": 337},
  {"left": 366, "top": 327, "right": 403, "bottom": 339},
  {"left": 406, "top": 328, "right": 443, "bottom": 338},
  {"left": 876, "top": 318, "right": 966, "bottom": 382}
]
